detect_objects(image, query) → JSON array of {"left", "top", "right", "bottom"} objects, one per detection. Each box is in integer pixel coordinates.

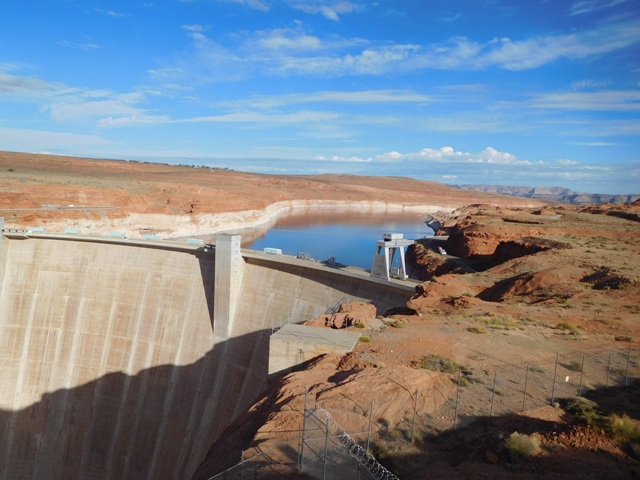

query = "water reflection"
[{"left": 224, "top": 208, "right": 434, "bottom": 270}]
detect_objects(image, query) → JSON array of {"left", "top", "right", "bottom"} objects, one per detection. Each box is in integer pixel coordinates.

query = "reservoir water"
[{"left": 227, "top": 209, "right": 434, "bottom": 270}]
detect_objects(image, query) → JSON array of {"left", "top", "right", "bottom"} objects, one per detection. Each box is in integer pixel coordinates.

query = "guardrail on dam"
[{"left": 0, "top": 231, "right": 414, "bottom": 480}]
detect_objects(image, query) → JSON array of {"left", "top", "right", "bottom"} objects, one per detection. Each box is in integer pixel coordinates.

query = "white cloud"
[
  {"left": 529, "top": 90, "right": 640, "bottom": 111},
  {"left": 220, "top": 0, "right": 270, "bottom": 12},
  {"left": 97, "top": 115, "right": 171, "bottom": 127},
  {"left": 318, "top": 146, "right": 533, "bottom": 165},
  {"left": 570, "top": 0, "right": 629, "bottom": 16},
  {"left": 170, "top": 17, "right": 640, "bottom": 79},
  {"left": 58, "top": 40, "right": 101, "bottom": 51},
  {"left": 557, "top": 158, "right": 579, "bottom": 165},
  {"left": 181, "top": 110, "right": 340, "bottom": 124},
  {"left": 181, "top": 24, "right": 205, "bottom": 32},
  {"left": 218, "top": 89, "right": 431, "bottom": 108},
  {"left": 255, "top": 28, "right": 323, "bottom": 51},
  {"left": 0, "top": 72, "right": 58, "bottom": 95},
  {"left": 290, "top": 1, "right": 361, "bottom": 21},
  {"left": 570, "top": 79, "right": 610, "bottom": 90}
]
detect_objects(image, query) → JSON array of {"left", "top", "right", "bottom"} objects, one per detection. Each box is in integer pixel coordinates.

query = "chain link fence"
[{"left": 207, "top": 345, "right": 637, "bottom": 479}]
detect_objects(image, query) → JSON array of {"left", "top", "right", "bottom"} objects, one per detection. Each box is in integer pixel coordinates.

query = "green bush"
[
  {"left": 564, "top": 396, "right": 601, "bottom": 426},
  {"left": 505, "top": 432, "right": 541, "bottom": 460},
  {"left": 467, "top": 327, "right": 486, "bottom": 334},
  {"left": 608, "top": 414, "right": 640, "bottom": 444},
  {"left": 415, "top": 354, "right": 462, "bottom": 373},
  {"left": 385, "top": 319, "right": 404, "bottom": 328},
  {"left": 358, "top": 335, "right": 371, "bottom": 343}
]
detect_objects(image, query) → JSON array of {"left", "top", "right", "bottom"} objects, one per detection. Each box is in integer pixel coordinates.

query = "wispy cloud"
[
  {"left": 529, "top": 90, "right": 640, "bottom": 111},
  {"left": 569, "top": 0, "right": 629, "bottom": 16},
  {"left": 317, "top": 146, "right": 537, "bottom": 165},
  {"left": 58, "top": 40, "right": 101, "bottom": 51},
  {"left": 220, "top": 0, "right": 270, "bottom": 12},
  {"left": 181, "top": 110, "right": 340, "bottom": 124},
  {"left": 0, "top": 72, "right": 59, "bottom": 95},
  {"left": 169, "top": 17, "right": 640, "bottom": 80},
  {"left": 217, "top": 89, "right": 431, "bottom": 108},
  {"left": 95, "top": 9, "right": 127, "bottom": 18},
  {"left": 289, "top": 1, "right": 362, "bottom": 21},
  {"left": 97, "top": 115, "right": 171, "bottom": 127},
  {"left": 49, "top": 92, "right": 147, "bottom": 122}
]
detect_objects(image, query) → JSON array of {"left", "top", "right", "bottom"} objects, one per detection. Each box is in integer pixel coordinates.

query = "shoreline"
[{"left": 6, "top": 200, "right": 454, "bottom": 240}]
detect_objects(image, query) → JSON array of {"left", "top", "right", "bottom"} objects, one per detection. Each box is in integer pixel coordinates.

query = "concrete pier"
[{"left": 0, "top": 233, "right": 413, "bottom": 479}]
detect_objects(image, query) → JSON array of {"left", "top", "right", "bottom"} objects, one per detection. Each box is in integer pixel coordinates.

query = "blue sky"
[{"left": 1, "top": 0, "right": 639, "bottom": 194}]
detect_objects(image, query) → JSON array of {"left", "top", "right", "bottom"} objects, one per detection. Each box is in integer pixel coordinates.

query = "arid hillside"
[
  {"left": 196, "top": 202, "right": 640, "bottom": 479},
  {"left": 0, "top": 151, "right": 540, "bottom": 236}
]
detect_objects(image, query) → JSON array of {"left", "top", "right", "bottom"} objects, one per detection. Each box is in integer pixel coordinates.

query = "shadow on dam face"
[
  {"left": 0, "top": 331, "right": 269, "bottom": 479},
  {"left": 0, "top": 235, "right": 412, "bottom": 479}
]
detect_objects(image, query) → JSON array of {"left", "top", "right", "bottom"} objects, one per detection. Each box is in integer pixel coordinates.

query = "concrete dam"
[{"left": 0, "top": 232, "right": 413, "bottom": 479}]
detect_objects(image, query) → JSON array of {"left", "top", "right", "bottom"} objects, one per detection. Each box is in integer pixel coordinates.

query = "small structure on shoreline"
[{"left": 370, "top": 232, "right": 414, "bottom": 281}]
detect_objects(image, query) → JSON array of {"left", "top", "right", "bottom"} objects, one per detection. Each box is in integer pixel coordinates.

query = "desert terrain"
[{"left": 1, "top": 151, "right": 639, "bottom": 479}]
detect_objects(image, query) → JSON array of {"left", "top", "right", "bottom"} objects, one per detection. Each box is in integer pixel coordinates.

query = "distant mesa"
[{"left": 453, "top": 185, "right": 640, "bottom": 205}]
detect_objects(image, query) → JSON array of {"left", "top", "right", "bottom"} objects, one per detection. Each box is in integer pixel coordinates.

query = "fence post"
[
  {"left": 522, "top": 363, "right": 530, "bottom": 412},
  {"left": 489, "top": 368, "right": 497, "bottom": 418},
  {"left": 605, "top": 350, "right": 612, "bottom": 388},
  {"left": 625, "top": 344, "right": 632, "bottom": 386},
  {"left": 299, "top": 387, "right": 309, "bottom": 469},
  {"left": 366, "top": 401, "right": 374, "bottom": 454},
  {"left": 578, "top": 354, "right": 586, "bottom": 396},
  {"left": 453, "top": 372, "right": 461, "bottom": 430},
  {"left": 410, "top": 390, "right": 418, "bottom": 444},
  {"left": 550, "top": 352, "right": 559, "bottom": 405},
  {"left": 323, "top": 417, "right": 330, "bottom": 480}
]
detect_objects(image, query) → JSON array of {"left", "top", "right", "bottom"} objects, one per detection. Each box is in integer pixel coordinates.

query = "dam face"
[{"left": 0, "top": 234, "right": 411, "bottom": 479}]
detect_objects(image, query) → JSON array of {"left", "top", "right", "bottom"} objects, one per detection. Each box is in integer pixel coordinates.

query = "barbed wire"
[{"left": 313, "top": 406, "right": 400, "bottom": 480}]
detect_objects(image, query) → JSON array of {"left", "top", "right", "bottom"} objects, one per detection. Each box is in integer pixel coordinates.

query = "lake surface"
[{"left": 227, "top": 209, "right": 434, "bottom": 270}]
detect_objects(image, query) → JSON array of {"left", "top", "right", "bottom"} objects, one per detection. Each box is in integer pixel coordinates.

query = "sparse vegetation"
[
  {"left": 476, "top": 314, "right": 520, "bottom": 330},
  {"left": 505, "top": 432, "right": 541, "bottom": 460},
  {"left": 358, "top": 335, "right": 371, "bottom": 343},
  {"left": 414, "top": 354, "right": 463, "bottom": 373},
  {"left": 563, "top": 396, "right": 601, "bottom": 426},
  {"left": 565, "top": 360, "right": 584, "bottom": 372},
  {"left": 354, "top": 321, "right": 366, "bottom": 329},
  {"left": 467, "top": 326, "right": 487, "bottom": 334},
  {"left": 385, "top": 319, "right": 405, "bottom": 328},
  {"left": 556, "top": 322, "right": 581, "bottom": 335}
]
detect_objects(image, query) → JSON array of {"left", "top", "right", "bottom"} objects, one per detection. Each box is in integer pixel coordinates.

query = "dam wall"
[{"left": 0, "top": 234, "right": 413, "bottom": 480}]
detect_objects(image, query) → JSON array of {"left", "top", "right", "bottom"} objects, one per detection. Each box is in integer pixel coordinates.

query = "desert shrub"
[
  {"left": 354, "top": 321, "right": 366, "bottom": 329},
  {"left": 505, "top": 432, "right": 541, "bottom": 460},
  {"left": 608, "top": 414, "right": 640, "bottom": 444},
  {"left": 359, "top": 335, "right": 371, "bottom": 343},
  {"left": 565, "top": 360, "right": 583, "bottom": 372},
  {"left": 563, "top": 396, "right": 601, "bottom": 426},
  {"left": 556, "top": 322, "right": 581, "bottom": 334},
  {"left": 415, "top": 354, "right": 462, "bottom": 373},
  {"left": 378, "top": 417, "right": 393, "bottom": 430},
  {"left": 368, "top": 441, "right": 391, "bottom": 460},
  {"left": 385, "top": 319, "right": 404, "bottom": 328},
  {"left": 477, "top": 315, "right": 519, "bottom": 330},
  {"left": 456, "top": 376, "right": 470, "bottom": 387},
  {"left": 467, "top": 327, "right": 486, "bottom": 334}
]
